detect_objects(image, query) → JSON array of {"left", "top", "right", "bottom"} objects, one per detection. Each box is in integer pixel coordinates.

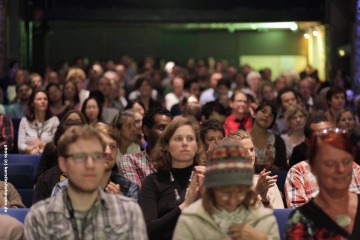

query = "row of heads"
[{"left": 57, "top": 116, "right": 354, "bottom": 188}]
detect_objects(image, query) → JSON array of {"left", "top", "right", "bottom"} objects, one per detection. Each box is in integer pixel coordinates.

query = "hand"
[
  {"left": 30, "top": 139, "right": 42, "bottom": 147},
  {"left": 227, "top": 224, "right": 267, "bottom": 240},
  {"left": 30, "top": 146, "right": 40, "bottom": 155},
  {"left": 105, "top": 181, "right": 121, "bottom": 194},
  {"left": 179, "top": 172, "right": 199, "bottom": 210},
  {"left": 255, "top": 169, "right": 277, "bottom": 198},
  {"left": 206, "top": 142, "right": 216, "bottom": 155},
  {"left": 194, "top": 166, "right": 206, "bottom": 192}
]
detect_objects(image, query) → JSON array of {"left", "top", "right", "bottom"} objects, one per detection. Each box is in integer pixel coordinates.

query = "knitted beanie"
[{"left": 204, "top": 140, "right": 254, "bottom": 189}]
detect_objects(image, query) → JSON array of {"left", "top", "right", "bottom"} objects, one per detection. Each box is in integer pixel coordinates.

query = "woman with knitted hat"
[{"left": 173, "top": 140, "right": 280, "bottom": 240}]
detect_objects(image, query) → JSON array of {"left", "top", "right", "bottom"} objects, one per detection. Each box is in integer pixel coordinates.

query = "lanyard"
[
  {"left": 65, "top": 194, "right": 85, "bottom": 240},
  {"left": 35, "top": 122, "right": 44, "bottom": 139}
]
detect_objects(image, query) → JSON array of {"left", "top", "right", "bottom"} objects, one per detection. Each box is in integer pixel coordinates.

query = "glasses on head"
[
  {"left": 215, "top": 192, "right": 247, "bottom": 201},
  {"left": 64, "top": 152, "right": 105, "bottom": 164},
  {"left": 314, "top": 128, "right": 347, "bottom": 137}
]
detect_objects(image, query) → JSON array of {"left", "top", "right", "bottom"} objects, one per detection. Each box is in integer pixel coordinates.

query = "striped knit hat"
[{"left": 204, "top": 140, "right": 254, "bottom": 189}]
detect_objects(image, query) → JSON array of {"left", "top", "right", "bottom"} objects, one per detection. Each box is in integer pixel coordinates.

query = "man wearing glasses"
[{"left": 24, "top": 125, "right": 147, "bottom": 239}]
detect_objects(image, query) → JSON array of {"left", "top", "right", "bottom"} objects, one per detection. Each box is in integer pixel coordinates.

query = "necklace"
[
  {"left": 169, "top": 170, "right": 194, "bottom": 203},
  {"left": 336, "top": 214, "right": 351, "bottom": 228}
]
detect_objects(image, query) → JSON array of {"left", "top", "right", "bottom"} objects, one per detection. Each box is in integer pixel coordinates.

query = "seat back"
[
  {"left": 270, "top": 171, "right": 287, "bottom": 198},
  {"left": 11, "top": 118, "right": 22, "bottom": 153},
  {"left": 0, "top": 154, "right": 41, "bottom": 178},
  {"left": 17, "top": 189, "right": 34, "bottom": 208},
  {"left": 0, "top": 164, "right": 33, "bottom": 174},
  {"left": 0, "top": 173, "right": 34, "bottom": 189},
  {"left": 273, "top": 208, "right": 293, "bottom": 240},
  {"left": 0, "top": 208, "right": 29, "bottom": 223}
]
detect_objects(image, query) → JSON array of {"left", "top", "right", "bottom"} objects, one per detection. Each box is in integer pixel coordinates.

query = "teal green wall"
[{"left": 45, "top": 22, "right": 307, "bottom": 68}]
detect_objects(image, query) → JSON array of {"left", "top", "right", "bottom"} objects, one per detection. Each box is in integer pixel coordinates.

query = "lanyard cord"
[
  {"left": 65, "top": 194, "right": 85, "bottom": 240},
  {"left": 35, "top": 122, "right": 44, "bottom": 139}
]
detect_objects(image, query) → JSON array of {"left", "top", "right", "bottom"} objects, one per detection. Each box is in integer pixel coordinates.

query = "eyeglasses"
[
  {"left": 214, "top": 192, "right": 247, "bottom": 201},
  {"left": 314, "top": 128, "right": 347, "bottom": 137},
  {"left": 310, "top": 127, "right": 351, "bottom": 153},
  {"left": 64, "top": 152, "right": 105, "bottom": 164}
]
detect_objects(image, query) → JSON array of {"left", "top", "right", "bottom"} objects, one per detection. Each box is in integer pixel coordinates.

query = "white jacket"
[{"left": 173, "top": 199, "right": 280, "bottom": 240}]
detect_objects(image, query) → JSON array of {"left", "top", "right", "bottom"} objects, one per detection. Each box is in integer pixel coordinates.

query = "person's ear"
[{"left": 58, "top": 156, "right": 67, "bottom": 174}]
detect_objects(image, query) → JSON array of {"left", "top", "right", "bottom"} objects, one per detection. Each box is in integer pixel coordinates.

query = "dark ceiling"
[{"left": 27, "top": 0, "right": 334, "bottom": 23}]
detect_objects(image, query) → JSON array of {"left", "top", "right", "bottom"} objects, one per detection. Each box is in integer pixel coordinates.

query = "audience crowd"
[{"left": 0, "top": 56, "right": 359, "bottom": 239}]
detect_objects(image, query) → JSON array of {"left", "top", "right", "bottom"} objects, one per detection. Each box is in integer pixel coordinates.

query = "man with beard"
[
  {"left": 25, "top": 125, "right": 146, "bottom": 239},
  {"left": 51, "top": 122, "right": 138, "bottom": 200}
]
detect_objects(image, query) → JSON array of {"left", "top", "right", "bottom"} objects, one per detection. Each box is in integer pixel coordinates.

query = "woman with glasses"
[
  {"left": 173, "top": 140, "right": 279, "bottom": 240},
  {"left": 286, "top": 128, "right": 360, "bottom": 239},
  {"left": 139, "top": 118, "right": 206, "bottom": 240}
]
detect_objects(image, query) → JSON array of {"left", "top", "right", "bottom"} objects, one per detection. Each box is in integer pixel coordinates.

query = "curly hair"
[
  {"left": 152, "top": 117, "right": 206, "bottom": 171},
  {"left": 142, "top": 107, "right": 172, "bottom": 129}
]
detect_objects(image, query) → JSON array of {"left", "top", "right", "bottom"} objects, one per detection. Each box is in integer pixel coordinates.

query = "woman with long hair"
[
  {"left": 249, "top": 101, "right": 288, "bottom": 171},
  {"left": 81, "top": 97, "right": 103, "bottom": 124},
  {"left": 173, "top": 140, "right": 279, "bottom": 239},
  {"left": 46, "top": 83, "right": 72, "bottom": 120},
  {"left": 63, "top": 80, "right": 81, "bottom": 111},
  {"left": 139, "top": 118, "right": 207, "bottom": 240},
  {"left": 18, "top": 90, "right": 60, "bottom": 154}
]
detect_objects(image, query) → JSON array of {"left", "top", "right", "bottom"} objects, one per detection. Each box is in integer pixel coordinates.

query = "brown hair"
[
  {"left": 92, "top": 122, "right": 119, "bottom": 143},
  {"left": 57, "top": 125, "right": 106, "bottom": 157},
  {"left": 335, "top": 109, "right": 356, "bottom": 127},
  {"left": 152, "top": 117, "right": 206, "bottom": 171},
  {"left": 284, "top": 104, "right": 308, "bottom": 128},
  {"left": 230, "top": 89, "right": 248, "bottom": 102}
]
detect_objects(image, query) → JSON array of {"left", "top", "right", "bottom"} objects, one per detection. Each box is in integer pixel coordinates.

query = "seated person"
[
  {"left": 201, "top": 101, "right": 227, "bottom": 124},
  {"left": 18, "top": 90, "right": 59, "bottom": 154},
  {"left": 173, "top": 141, "right": 279, "bottom": 239},
  {"left": 0, "top": 114, "right": 14, "bottom": 153},
  {"left": 119, "top": 107, "right": 172, "bottom": 188},
  {"left": 226, "top": 130, "right": 284, "bottom": 208},
  {"left": 33, "top": 119, "right": 84, "bottom": 203},
  {"left": 200, "top": 119, "right": 225, "bottom": 153},
  {"left": 52, "top": 123, "right": 139, "bottom": 200},
  {"left": 24, "top": 125, "right": 147, "bottom": 239},
  {"left": 285, "top": 111, "right": 360, "bottom": 208},
  {"left": 0, "top": 180, "right": 25, "bottom": 208}
]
